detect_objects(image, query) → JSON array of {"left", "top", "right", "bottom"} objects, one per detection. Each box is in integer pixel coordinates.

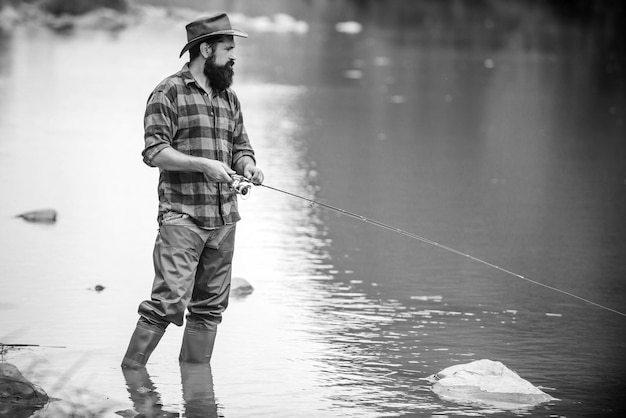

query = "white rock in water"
[{"left": 426, "top": 359, "right": 556, "bottom": 410}]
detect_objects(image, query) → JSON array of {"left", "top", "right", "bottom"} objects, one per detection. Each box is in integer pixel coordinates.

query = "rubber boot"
[
  {"left": 179, "top": 324, "right": 217, "bottom": 363},
  {"left": 121, "top": 321, "right": 165, "bottom": 369}
]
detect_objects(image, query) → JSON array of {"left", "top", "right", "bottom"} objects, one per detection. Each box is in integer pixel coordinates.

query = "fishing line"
[{"left": 250, "top": 181, "right": 626, "bottom": 318}]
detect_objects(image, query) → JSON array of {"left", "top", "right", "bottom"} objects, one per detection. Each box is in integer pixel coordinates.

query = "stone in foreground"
[{"left": 426, "top": 359, "right": 556, "bottom": 410}]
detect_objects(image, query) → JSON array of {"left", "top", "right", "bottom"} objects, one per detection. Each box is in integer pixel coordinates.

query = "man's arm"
[{"left": 152, "top": 147, "right": 235, "bottom": 182}]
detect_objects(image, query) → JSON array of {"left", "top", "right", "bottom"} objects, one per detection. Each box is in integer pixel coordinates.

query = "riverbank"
[
  {"left": 0, "top": 0, "right": 312, "bottom": 36},
  {"left": 0, "top": 0, "right": 130, "bottom": 32}
]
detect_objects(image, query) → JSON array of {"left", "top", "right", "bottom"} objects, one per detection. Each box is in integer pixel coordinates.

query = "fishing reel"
[{"left": 230, "top": 175, "right": 253, "bottom": 199}]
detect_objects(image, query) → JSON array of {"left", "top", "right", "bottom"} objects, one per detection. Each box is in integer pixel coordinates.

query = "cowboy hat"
[{"left": 180, "top": 13, "right": 248, "bottom": 58}]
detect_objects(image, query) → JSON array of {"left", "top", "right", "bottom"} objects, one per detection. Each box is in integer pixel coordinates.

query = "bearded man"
[{"left": 121, "top": 13, "right": 264, "bottom": 368}]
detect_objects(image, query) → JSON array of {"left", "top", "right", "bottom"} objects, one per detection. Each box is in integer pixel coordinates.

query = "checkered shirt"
[{"left": 142, "top": 64, "right": 256, "bottom": 228}]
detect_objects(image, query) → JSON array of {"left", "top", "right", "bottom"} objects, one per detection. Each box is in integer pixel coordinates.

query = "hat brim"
[{"left": 179, "top": 29, "right": 248, "bottom": 58}]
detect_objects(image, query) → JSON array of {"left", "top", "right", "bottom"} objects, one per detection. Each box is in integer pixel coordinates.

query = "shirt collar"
[
  {"left": 181, "top": 63, "right": 197, "bottom": 87},
  {"left": 181, "top": 63, "right": 222, "bottom": 98}
]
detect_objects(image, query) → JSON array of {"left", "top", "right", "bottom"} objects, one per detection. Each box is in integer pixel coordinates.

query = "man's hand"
[
  {"left": 200, "top": 159, "right": 236, "bottom": 182},
  {"left": 244, "top": 165, "right": 264, "bottom": 185}
]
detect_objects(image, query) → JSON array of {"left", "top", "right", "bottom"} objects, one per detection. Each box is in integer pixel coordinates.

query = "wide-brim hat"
[{"left": 180, "top": 12, "right": 248, "bottom": 58}]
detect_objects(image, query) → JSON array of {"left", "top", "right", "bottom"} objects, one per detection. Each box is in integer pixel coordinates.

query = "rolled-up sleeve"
[
  {"left": 230, "top": 94, "right": 256, "bottom": 169},
  {"left": 142, "top": 89, "right": 178, "bottom": 167}
]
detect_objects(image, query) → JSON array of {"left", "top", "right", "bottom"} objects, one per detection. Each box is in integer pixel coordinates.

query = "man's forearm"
[
  {"left": 151, "top": 146, "right": 235, "bottom": 182},
  {"left": 151, "top": 146, "right": 205, "bottom": 172}
]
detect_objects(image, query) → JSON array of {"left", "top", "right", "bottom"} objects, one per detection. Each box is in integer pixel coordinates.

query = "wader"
[{"left": 122, "top": 215, "right": 236, "bottom": 368}]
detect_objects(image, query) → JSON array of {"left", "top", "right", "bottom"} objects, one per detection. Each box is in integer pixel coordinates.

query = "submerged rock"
[
  {"left": 426, "top": 359, "right": 555, "bottom": 410},
  {"left": 231, "top": 277, "right": 253, "bottom": 298},
  {"left": 0, "top": 363, "right": 49, "bottom": 416},
  {"left": 16, "top": 209, "right": 57, "bottom": 224}
]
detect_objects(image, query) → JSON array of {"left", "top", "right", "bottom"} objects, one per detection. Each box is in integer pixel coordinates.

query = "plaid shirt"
[{"left": 142, "top": 64, "right": 256, "bottom": 228}]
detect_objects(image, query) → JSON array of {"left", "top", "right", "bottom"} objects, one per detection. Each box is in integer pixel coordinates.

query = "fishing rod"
[
  {"left": 231, "top": 176, "right": 626, "bottom": 318},
  {"left": 1, "top": 343, "right": 66, "bottom": 358},
  {"left": 1, "top": 343, "right": 66, "bottom": 348}
]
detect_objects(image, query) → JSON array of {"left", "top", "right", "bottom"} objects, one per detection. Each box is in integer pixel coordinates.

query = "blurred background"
[{"left": 1, "top": 0, "right": 625, "bottom": 417}]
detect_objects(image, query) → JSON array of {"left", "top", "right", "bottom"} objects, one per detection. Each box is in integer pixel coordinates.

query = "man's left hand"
[{"left": 244, "top": 165, "right": 264, "bottom": 185}]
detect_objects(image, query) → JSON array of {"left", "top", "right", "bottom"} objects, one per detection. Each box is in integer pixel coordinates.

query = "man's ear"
[{"left": 201, "top": 42, "right": 212, "bottom": 59}]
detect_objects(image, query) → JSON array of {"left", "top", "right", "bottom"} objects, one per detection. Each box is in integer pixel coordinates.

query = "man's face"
[
  {"left": 211, "top": 37, "right": 236, "bottom": 66},
  {"left": 202, "top": 37, "right": 236, "bottom": 92}
]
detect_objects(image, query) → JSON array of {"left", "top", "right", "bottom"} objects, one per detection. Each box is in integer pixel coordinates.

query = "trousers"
[{"left": 137, "top": 213, "right": 236, "bottom": 331}]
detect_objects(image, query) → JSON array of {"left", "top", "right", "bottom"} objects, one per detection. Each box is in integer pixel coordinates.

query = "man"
[{"left": 121, "top": 12, "right": 263, "bottom": 369}]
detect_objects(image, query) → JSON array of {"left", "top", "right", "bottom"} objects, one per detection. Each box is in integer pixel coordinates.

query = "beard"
[{"left": 203, "top": 56, "right": 234, "bottom": 92}]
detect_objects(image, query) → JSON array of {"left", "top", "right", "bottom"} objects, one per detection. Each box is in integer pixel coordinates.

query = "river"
[{"left": 1, "top": 1, "right": 625, "bottom": 417}]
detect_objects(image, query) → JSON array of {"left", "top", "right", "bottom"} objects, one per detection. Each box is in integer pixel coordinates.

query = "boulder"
[
  {"left": 426, "top": 359, "right": 555, "bottom": 410},
  {"left": 0, "top": 362, "right": 49, "bottom": 417}
]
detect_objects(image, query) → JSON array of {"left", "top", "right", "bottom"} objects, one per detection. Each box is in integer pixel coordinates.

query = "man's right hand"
[{"left": 200, "top": 158, "right": 236, "bottom": 182}]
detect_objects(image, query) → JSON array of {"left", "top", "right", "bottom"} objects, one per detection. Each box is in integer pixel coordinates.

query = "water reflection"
[
  {"left": 122, "top": 367, "right": 178, "bottom": 417},
  {"left": 180, "top": 363, "right": 220, "bottom": 418},
  {"left": 122, "top": 363, "right": 219, "bottom": 418}
]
